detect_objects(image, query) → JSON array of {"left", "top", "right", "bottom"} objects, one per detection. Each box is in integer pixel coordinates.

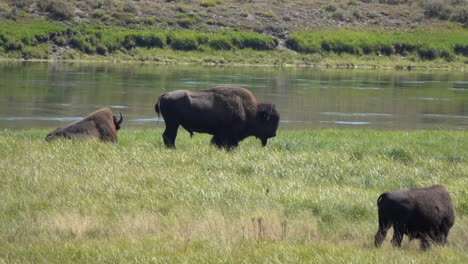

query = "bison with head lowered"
[
  {"left": 155, "top": 86, "right": 279, "bottom": 149},
  {"left": 45, "top": 108, "right": 123, "bottom": 142},
  {"left": 374, "top": 184, "right": 455, "bottom": 251}
]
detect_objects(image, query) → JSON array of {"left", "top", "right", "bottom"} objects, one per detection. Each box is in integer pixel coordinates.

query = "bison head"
[
  {"left": 255, "top": 103, "right": 279, "bottom": 146},
  {"left": 45, "top": 132, "right": 55, "bottom": 142},
  {"left": 45, "top": 130, "right": 70, "bottom": 142}
]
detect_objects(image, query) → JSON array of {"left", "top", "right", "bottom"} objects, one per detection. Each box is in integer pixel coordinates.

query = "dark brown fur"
[
  {"left": 155, "top": 86, "right": 279, "bottom": 149},
  {"left": 45, "top": 108, "right": 123, "bottom": 142},
  {"left": 374, "top": 185, "right": 455, "bottom": 251}
]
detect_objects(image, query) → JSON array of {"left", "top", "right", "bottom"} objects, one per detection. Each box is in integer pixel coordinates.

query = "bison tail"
[
  {"left": 155, "top": 101, "right": 160, "bottom": 115},
  {"left": 155, "top": 94, "right": 163, "bottom": 115},
  {"left": 377, "top": 193, "right": 386, "bottom": 207},
  {"left": 155, "top": 94, "right": 165, "bottom": 128}
]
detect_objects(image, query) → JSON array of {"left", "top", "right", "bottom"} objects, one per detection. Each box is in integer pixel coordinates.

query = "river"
[{"left": 0, "top": 62, "right": 466, "bottom": 130}]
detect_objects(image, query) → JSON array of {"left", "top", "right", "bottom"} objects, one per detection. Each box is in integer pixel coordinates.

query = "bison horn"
[
  {"left": 117, "top": 112, "right": 123, "bottom": 125},
  {"left": 114, "top": 112, "right": 123, "bottom": 130}
]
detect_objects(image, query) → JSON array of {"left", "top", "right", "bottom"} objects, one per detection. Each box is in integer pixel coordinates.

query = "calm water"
[{"left": 0, "top": 62, "right": 467, "bottom": 130}]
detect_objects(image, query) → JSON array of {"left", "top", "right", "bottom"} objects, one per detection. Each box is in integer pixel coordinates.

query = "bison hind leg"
[
  {"left": 391, "top": 225, "right": 404, "bottom": 248},
  {"left": 375, "top": 213, "right": 392, "bottom": 248},
  {"left": 375, "top": 229, "right": 388, "bottom": 248},
  {"left": 162, "top": 123, "right": 179, "bottom": 148},
  {"left": 420, "top": 236, "right": 431, "bottom": 251},
  {"left": 163, "top": 133, "right": 176, "bottom": 148},
  {"left": 375, "top": 223, "right": 392, "bottom": 248}
]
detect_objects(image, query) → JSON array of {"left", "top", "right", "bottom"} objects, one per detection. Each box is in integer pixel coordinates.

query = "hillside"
[
  {"left": 0, "top": 0, "right": 468, "bottom": 33},
  {"left": 2, "top": 0, "right": 467, "bottom": 34}
]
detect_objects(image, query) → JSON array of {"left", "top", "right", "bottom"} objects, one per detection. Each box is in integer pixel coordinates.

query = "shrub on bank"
[
  {"left": 286, "top": 30, "right": 468, "bottom": 61},
  {"left": 38, "top": 0, "right": 74, "bottom": 21},
  {"left": 70, "top": 35, "right": 95, "bottom": 54},
  {"left": 230, "top": 31, "right": 278, "bottom": 50},
  {"left": 0, "top": 21, "right": 67, "bottom": 57},
  {"left": 454, "top": 44, "right": 468, "bottom": 56},
  {"left": 167, "top": 31, "right": 200, "bottom": 50},
  {"left": 137, "top": 33, "right": 166, "bottom": 48},
  {"left": 451, "top": 7, "right": 468, "bottom": 24},
  {"left": 21, "top": 44, "right": 50, "bottom": 59},
  {"left": 286, "top": 32, "right": 321, "bottom": 53},
  {"left": 208, "top": 35, "right": 233, "bottom": 50}
]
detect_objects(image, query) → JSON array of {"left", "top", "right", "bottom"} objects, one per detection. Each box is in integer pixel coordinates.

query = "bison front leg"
[
  {"left": 226, "top": 135, "right": 239, "bottom": 150},
  {"left": 162, "top": 123, "right": 179, "bottom": 148},
  {"left": 438, "top": 223, "right": 451, "bottom": 246},
  {"left": 210, "top": 135, "right": 222, "bottom": 147},
  {"left": 440, "top": 234, "right": 447, "bottom": 246},
  {"left": 211, "top": 135, "right": 230, "bottom": 149},
  {"left": 211, "top": 134, "right": 239, "bottom": 150}
]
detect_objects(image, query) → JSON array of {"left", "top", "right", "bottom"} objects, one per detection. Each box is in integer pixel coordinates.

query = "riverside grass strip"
[
  {"left": 285, "top": 30, "right": 468, "bottom": 60},
  {"left": 0, "top": 21, "right": 278, "bottom": 57},
  {"left": 0, "top": 129, "right": 466, "bottom": 263},
  {"left": 0, "top": 20, "right": 467, "bottom": 68}
]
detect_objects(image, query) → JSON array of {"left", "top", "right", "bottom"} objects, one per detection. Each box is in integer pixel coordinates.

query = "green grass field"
[{"left": 0, "top": 129, "right": 467, "bottom": 263}]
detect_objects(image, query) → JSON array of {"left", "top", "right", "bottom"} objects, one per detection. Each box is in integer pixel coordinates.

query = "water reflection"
[{"left": 0, "top": 62, "right": 467, "bottom": 130}]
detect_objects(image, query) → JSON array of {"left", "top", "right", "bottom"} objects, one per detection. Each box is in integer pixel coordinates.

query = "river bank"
[{"left": 1, "top": 49, "right": 467, "bottom": 70}]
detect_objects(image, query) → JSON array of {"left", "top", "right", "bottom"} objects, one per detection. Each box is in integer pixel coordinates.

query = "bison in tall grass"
[
  {"left": 155, "top": 86, "right": 279, "bottom": 149},
  {"left": 45, "top": 108, "right": 123, "bottom": 142},
  {"left": 374, "top": 185, "right": 455, "bottom": 251}
]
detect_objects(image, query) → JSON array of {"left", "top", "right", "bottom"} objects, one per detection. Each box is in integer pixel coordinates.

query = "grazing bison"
[
  {"left": 374, "top": 184, "right": 455, "bottom": 251},
  {"left": 155, "top": 86, "right": 279, "bottom": 149},
  {"left": 45, "top": 108, "right": 123, "bottom": 142}
]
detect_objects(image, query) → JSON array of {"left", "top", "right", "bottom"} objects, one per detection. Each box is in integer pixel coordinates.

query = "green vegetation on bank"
[
  {"left": 0, "top": 20, "right": 278, "bottom": 59},
  {"left": 286, "top": 30, "right": 468, "bottom": 61},
  {"left": 0, "top": 20, "right": 467, "bottom": 68},
  {"left": 0, "top": 129, "right": 467, "bottom": 263}
]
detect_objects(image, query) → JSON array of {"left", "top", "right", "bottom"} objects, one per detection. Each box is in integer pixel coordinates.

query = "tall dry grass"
[{"left": 0, "top": 129, "right": 466, "bottom": 263}]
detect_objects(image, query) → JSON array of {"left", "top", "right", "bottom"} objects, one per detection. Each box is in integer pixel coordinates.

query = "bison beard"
[
  {"left": 374, "top": 185, "right": 455, "bottom": 251},
  {"left": 155, "top": 86, "right": 279, "bottom": 149},
  {"left": 45, "top": 108, "right": 123, "bottom": 142}
]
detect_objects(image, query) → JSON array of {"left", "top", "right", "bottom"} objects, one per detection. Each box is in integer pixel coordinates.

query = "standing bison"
[
  {"left": 374, "top": 185, "right": 455, "bottom": 251},
  {"left": 45, "top": 108, "right": 123, "bottom": 142},
  {"left": 155, "top": 86, "right": 279, "bottom": 149}
]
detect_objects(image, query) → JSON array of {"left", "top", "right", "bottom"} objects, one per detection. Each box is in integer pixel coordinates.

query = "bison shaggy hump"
[
  {"left": 374, "top": 184, "right": 455, "bottom": 251},
  {"left": 45, "top": 108, "right": 123, "bottom": 142}
]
